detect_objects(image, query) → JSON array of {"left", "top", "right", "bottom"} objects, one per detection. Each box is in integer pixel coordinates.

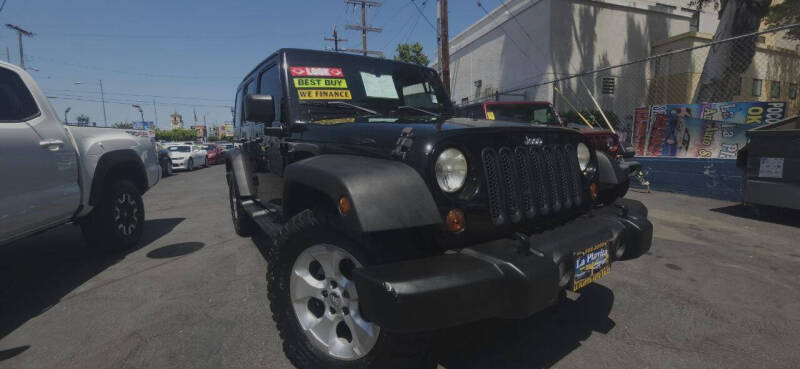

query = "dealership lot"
[{"left": 1, "top": 165, "right": 799, "bottom": 369}]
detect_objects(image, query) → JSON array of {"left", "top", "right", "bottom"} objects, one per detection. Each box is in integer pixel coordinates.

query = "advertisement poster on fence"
[
  {"left": 132, "top": 121, "right": 155, "bottom": 137},
  {"left": 644, "top": 115, "right": 750, "bottom": 159},
  {"left": 638, "top": 101, "right": 787, "bottom": 157},
  {"left": 633, "top": 107, "right": 650, "bottom": 156}
]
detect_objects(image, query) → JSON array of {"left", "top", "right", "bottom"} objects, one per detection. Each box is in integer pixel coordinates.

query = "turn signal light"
[
  {"left": 446, "top": 209, "right": 465, "bottom": 233},
  {"left": 590, "top": 182, "right": 598, "bottom": 200},
  {"left": 338, "top": 196, "right": 352, "bottom": 215}
]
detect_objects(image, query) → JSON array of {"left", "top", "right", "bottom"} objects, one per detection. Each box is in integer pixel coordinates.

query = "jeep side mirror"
[{"left": 244, "top": 94, "right": 275, "bottom": 124}]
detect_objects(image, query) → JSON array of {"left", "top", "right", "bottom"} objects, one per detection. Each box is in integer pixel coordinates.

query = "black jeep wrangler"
[{"left": 226, "top": 49, "right": 652, "bottom": 368}]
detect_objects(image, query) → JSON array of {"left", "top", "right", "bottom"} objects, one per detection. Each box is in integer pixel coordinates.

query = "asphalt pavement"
[{"left": 1, "top": 165, "right": 799, "bottom": 369}]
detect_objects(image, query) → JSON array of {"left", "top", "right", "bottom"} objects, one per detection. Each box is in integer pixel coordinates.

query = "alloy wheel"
[
  {"left": 113, "top": 192, "right": 139, "bottom": 237},
  {"left": 290, "top": 244, "right": 379, "bottom": 361}
]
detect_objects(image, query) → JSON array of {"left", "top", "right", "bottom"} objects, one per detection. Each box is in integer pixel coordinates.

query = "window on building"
[
  {"left": 602, "top": 77, "right": 616, "bottom": 95},
  {"left": 0, "top": 67, "right": 40, "bottom": 123},
  {"left": 789, "top": 83, "right": 798, "bottom": 100},
  {"left": 752, "top": 79, "right": 763, "bottom": 97},
  {"left": 734, "top": 76, "right": 742, "bottom": 96},
  {"left": 770, "top": 81, "right": 781, "bottom": 98},
  {"left": 688, "top": 10, "right": 700, "bottom": 32},
  {"left": 655, "top": 3, "right": 677, "bottom": 11}
]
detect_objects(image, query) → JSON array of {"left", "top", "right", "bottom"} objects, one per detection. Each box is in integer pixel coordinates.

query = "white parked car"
[{"left": 167, "top": 144, "right": 207, "bottom": 171}]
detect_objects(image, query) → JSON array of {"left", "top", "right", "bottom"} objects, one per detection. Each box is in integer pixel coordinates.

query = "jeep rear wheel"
[
  {"left": 81, "top": 180, "right": 144, "bottom": 250},
  {"left": 268, "top": 210, "right": 433, "bottom": 369}
]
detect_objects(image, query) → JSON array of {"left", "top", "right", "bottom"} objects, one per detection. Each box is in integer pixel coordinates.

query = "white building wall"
[
  {"left": 446, "top": 0, "right": 720, "bottom": 111},
  {"left": 448, "top": 0, "right": 553, "bottom": 104}
]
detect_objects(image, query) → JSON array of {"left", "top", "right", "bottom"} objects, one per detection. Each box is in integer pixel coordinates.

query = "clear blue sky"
[{"left": 0, "top": 0, "right": 489, "bottom": 129}]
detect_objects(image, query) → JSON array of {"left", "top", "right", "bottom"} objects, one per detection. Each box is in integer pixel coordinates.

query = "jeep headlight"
[
  {"left": 435, "top": 148, "right": 468, "bottom": 193},
  {"left": 576, "top": 142, "right": 590, "bottom": 171}
]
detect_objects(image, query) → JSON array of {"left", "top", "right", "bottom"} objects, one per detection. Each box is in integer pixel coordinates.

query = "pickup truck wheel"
[
  {"left": 268, "top": 210, "right": 433, "bottom": 369},
  {"left": 81, "top": 180, "right": 144, "bottom": 250},
  {"left": 228, "top": 176, "right": 256, "bottom": 237}
]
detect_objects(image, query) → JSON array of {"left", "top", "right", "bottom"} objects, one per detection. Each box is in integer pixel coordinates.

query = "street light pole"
[
  {"left": 99, "top": 79, "right": 108, "bottom": 127},
  {"left": 64, "top": 107, "right": 71, "bottom": 124},
  {"left": 132, "top": 104, "right": 144, "bottom": 123}
]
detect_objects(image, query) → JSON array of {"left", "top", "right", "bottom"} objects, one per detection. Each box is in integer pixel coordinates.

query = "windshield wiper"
[
  {"left": 397, "top": 105, "right": 439, "bottom": 117},
  {"left": 300, "top": 101, "right": 378, "bottom": 115}
]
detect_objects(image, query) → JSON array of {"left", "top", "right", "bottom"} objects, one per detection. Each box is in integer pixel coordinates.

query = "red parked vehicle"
[{"left": 203, "top": 144, "right": 225, "bottom": 165}]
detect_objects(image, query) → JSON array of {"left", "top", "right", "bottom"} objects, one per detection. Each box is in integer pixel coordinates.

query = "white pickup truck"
[{"left": 0, "top": 61, "right": 161, "bottom": 249}]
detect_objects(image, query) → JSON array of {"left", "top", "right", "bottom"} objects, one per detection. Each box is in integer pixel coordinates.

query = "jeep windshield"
[
  {"left": 285, "top": 53, "right": 454, "bottom": 123},
  {"left": 485, "top": 103, "right": 561, "bottom": 126}
]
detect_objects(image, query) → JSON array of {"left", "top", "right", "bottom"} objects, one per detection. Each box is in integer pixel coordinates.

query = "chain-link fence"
[{"left": 471, "top": 24, "right": 800, "bottom": 158}]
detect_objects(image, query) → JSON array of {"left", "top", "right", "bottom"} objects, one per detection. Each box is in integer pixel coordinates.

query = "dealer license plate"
[{"left": 572, "top": 240, "right": 611, "bottom": 291}]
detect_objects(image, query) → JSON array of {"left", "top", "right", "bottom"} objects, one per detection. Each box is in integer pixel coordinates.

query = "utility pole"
[
  {"left": 345, "top": 0, "right": 382, "bottom": 56},
  {"left": 99, "top": 79, "right": 108, "bottom": 127},
  {"left": 152, "top": 99, "right": 158, "bottom": 127},
  {"left": 324, "top": 27, "right": 347, "bottom": 52},
  {"left": 5, "top": 24, "right": 34, "bottom": 69},
  {"left": 438, "top": 0, "right": 450, "bottom": 95},
  {"left": 5, "top": 47, "right": 9, "bottom": 62}
]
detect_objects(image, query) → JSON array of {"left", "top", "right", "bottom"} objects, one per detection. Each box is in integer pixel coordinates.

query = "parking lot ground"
[{"left": 1, "top": 165, "right": 799, "bottom": 369}]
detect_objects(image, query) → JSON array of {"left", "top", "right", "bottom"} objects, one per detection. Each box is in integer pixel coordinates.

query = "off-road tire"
[
  {"left": 81, "top": 180, "right": 144, "bottom": 250},
  {"left": 228, "top": 175, "right": 256, "bottom": 237},
  {"left": 268, "top": 210, "right": 434, "bottom": 369}
]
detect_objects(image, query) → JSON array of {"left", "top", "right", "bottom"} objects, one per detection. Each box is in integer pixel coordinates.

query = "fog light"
[
  {"left": 446, "top": 209, "right": 465, "bottom": 233},
  {"left": 338, "top": 196, "right": 352, "bottom": 215},
  {"left": 590, "top": 182, "right": 598, "bottom": 200}
]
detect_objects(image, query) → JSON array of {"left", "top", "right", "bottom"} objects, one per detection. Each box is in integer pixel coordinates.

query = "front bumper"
[{"left": 352, "top": 198, "right": 652, "bottom": 333}]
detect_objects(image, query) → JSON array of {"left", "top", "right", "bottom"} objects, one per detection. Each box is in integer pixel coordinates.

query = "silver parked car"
[{"left": 0, "top": 61, "right": 161, "bottom": 250}]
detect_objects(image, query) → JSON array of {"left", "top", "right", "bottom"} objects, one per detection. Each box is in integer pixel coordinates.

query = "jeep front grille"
[{"left": 481, "top": 145, "right": 584, "bottom": 226}]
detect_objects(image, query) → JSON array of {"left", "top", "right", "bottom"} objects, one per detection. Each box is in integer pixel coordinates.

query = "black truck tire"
[
  {"left": 268, "top": 210, "right": 434, "bottom": 369},
  {"left": 81, "top": 179, "right": 144, "bottom": 250},
  {"left": 228, "top": 175, "right": 256, "bottom": 237}
]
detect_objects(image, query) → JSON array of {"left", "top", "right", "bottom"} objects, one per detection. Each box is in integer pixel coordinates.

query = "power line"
[
  {"left": 410, "top": 0, "right": 436, "bottom": 32},
  {"left": 26, "top": 54, "right": 238, "bottom": 80},
  {"left": 44, "top": 88, "right": 229, "bottom": 102},
  {"left": 475, "top": 2, "right": 530, "bottom": 59},
  {"left": 46, "top": 94, "right": 231, "bottom": 109}
]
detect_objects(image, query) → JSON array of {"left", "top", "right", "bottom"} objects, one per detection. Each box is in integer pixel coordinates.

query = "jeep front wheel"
[
  {"left": 268, "top": 210, "right": 432, "bottom": 369},
  {"left": 228, "top": 175, "right": 256, "bottom": 237},
  {"left": 81, "top": 180, "right": 144, "bottom": 250}
]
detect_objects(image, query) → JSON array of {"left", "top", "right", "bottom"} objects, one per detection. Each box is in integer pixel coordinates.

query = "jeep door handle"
[{"left": 39, "top": 139, "right": 64, "bottom": 151}]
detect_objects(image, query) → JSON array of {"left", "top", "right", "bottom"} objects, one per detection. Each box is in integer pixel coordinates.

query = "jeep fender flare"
[
  {"left": 596, "top": 150, "right": 627, "bottom": 189},
  {"left": 283, "top": 155, "right": 442, "bottom": 234},
  {"left": 89, "top": 149, "right": 148, "bottom": 206},
  {"left": 226, "top": 148, "right": 255, "bottom": 197}
]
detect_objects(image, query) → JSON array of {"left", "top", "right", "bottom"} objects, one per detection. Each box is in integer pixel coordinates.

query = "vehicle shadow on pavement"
[
  {"left": 432, "top": 284, "right": 616, "bottom": 369},
  {"left": 0, "top": 218, "right": 184, "bottom": 341},
  {"left": 710, "top": 204, "right": 800, "bottom": 228}
]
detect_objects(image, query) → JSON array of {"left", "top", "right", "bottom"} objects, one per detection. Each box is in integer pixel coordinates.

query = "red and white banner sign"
[{"left": 290, "top": 66, "right": 344, "bottom": 77}]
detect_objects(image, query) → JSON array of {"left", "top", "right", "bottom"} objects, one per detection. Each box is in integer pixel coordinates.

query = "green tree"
[
  {"left": 394, "top": 42, "right": 429, "bottom": 66},
  {"left": 155, "top": 128, "right": 197, "bottom": 142},
  {"left": 765, "top": 0, "right": 800, "bottom": 40},
  {"left": 76, "top": 114, "right": 90, "bottom": 125},
  {"left": 112, "top": 122, "right": 133, "bottom": 129},
  {"left": 207, "top": 135, "right": 220, "bottom": 142}
]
